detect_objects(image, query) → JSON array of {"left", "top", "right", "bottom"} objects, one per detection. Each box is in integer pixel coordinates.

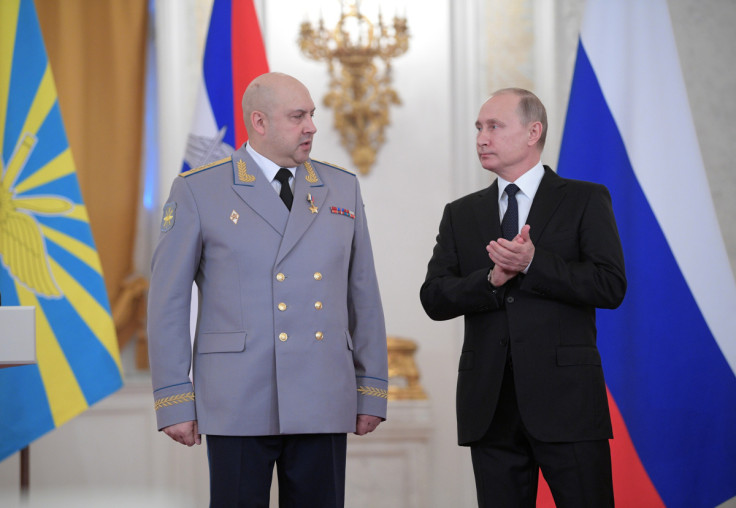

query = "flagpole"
[{"left": 20, "top": 446, "right": 29, "bottom": 500}]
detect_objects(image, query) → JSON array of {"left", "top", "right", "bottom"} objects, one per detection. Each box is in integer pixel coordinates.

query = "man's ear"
[
  {"left": 251, "top": 111, "right": 267, "bottom": 136},
  {"left": 527, "top": 121, "right": 542, "bottom": 146}
]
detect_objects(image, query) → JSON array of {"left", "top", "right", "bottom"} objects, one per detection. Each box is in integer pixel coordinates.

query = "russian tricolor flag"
[
  {"left": 182, "top": 0, "right": 268, "bottom": 172},
  {"left": 547, "top": 0, "right": 736, "bottom": 506}
]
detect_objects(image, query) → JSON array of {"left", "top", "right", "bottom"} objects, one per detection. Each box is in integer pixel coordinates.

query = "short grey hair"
[{"left": 492, "top": 88, "right": 548, "bottom": 150}]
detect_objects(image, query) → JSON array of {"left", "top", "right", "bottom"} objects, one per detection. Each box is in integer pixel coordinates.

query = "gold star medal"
[
  {"left": 230, "top": 210, "right": 240, "bottom": 224},
  {"left": 307, "top": 193, "right": 318, "bottom": 214}
]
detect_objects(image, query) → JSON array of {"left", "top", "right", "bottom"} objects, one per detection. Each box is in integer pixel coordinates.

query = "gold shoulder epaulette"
[
  {"left": 180, "top": 156, "right": 232, "bottom": 178},
  {"left": 311, "top": 158, "right": 355, "bottom": 176}
]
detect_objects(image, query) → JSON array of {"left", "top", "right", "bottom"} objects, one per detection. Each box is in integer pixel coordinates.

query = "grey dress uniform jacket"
[{"left": 148, "top": 144, "right": 388, "bottom": 436}]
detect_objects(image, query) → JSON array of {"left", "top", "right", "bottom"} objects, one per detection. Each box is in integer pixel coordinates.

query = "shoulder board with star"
[
  {"left": 179, "top": 156, "right": 232, "bottom": 178},
  {"left": 311, "top": 158, "right": 356, "bottom": 176}
]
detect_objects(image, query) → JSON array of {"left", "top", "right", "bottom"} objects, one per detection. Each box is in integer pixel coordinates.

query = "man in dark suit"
[{"left": 420, "top": 88, "right": 626, "bottom": 507}]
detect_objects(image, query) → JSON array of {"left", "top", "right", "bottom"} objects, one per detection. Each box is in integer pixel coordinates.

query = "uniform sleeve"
[
  {"left": 347, "top": 179, "right": 389, "bottom": 418},
  {"left": 147, "top": 176, "right": 202, "bottom": 430}
]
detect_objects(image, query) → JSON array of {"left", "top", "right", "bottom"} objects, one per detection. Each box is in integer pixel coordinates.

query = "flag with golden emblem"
[{"left": 0, "top": 0, "right": 123, "bottom": 461}]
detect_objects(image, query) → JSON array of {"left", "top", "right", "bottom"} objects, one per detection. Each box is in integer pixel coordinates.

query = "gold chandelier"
[{"left": 299, "top": 1, "right": 409, "bottom": 175}]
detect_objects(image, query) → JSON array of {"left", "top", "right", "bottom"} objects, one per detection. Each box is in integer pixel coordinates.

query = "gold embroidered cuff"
[
  {"left": 357, "top": 386, "right": 388, "bottom": 399},
  {"left": 154, "top": 392, "right": 195, "bottom": 411}
]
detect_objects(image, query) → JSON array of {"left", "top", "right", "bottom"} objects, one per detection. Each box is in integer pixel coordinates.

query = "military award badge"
[{"left": 307, "top": 193, "right": 319, "bottom": 214}]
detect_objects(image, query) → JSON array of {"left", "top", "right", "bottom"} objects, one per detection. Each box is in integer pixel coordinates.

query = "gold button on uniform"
[
  {"left": 313, "top": 272, "right": 322, "bottom": 280},
  {"left": 279, "top": 333, "right": 288, "bottom": 342},
  {"left": 276, "top": 273, "right": 285, "bottom": 282},
  {"left": 278, "top": 303, "right": 287, "bottom": 311},
  {"left": 315, "top": 331, "right": 324, "bottom": 341},
  {"left": 314, "top": 301, "right": 323, "bottom": 310}
]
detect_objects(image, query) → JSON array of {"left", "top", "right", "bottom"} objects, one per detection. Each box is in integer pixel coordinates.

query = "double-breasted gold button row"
[
  {"left": 277, "top": 301, "right": 322, "bottom": 311},
  {"left": 275, "top": 272, "right": 324, "bottom": 342},
  {"left": 278, "top": 332, "right": 324, "bottom": 342},
  {"left": 275, "top": 272, "right": 323, "bottom": 282}
]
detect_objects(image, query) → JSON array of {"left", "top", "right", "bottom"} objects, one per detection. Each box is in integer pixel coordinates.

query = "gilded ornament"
[
  {"left": 299, "top": 1, "right": 409, "bottom": 175},
  {"left": 387, "top": 336, "right": 427, "bottom": 400}
]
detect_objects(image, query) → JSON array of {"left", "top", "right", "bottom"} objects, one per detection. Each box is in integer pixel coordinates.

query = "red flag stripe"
[
  {"left": 537, "top": 388, "right": 664, "bottom": 506},
  {"left": 231, "top": 0, "right": 269, "bottom": 148}
]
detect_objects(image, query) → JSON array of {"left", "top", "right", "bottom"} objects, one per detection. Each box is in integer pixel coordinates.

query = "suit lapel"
[
  {"left": 230, "top": 147, "right": 290, "bottom": 235},
  {"left": 526, "top": 166, "right": 567, "bottom": 243},
  {"left": 471, "top": 180, "right": 501, "bottom": 243},
  {"left": 275, "top": 161, "right": 327, "bottom": 265}
]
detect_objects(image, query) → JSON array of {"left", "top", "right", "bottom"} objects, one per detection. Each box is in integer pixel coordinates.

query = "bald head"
[
  {"left": 243, "top": 73, "right": 308, "bottom": 134},
  {"left": 242, "top": 72, "right": 317, "bottom": 167}
]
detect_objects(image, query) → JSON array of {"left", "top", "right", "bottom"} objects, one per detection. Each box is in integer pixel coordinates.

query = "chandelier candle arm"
[{"left": 298, "top": 1, "right": 409, "bottom": 175}]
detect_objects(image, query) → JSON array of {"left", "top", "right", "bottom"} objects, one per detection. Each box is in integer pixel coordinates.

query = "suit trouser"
[
  {"left": 469, "top": 362, "right": 614, "bottom": 508},
  {"left": 207, "top": 433, "right": 347, "bottom": 508}
]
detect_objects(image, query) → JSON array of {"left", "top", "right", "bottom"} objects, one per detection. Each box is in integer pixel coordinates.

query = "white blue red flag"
[
  {"left": 182, "top": 0, "right": 269, "bottom": 172},
  {"left": 0, "top": 0, "right": 123, "bottom": 461},
  {"left": 553, "top": 0, "right": 736, "bottom": 506}
]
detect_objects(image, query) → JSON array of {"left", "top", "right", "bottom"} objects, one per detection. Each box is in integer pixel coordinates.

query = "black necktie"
[
  {"left": 274, "top": 168, "right": 293, "bottom": 211},
  {"left": 501, "top": 183, "right": 520, "bottom": 241}
]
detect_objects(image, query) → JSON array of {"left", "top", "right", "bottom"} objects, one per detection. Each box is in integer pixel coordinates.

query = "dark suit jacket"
[{"left": 420, "top": 166, "right": 626, "bottom": 445}]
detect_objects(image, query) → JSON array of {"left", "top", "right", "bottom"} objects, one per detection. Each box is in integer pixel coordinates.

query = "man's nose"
[{"left": 305, "top": 116, "right": 317, "bottom": 134}]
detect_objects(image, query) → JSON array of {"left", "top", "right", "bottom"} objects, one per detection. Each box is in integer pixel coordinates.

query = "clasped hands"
[{"left": 486, "top": 224, "right": 535, "bottom": 287}]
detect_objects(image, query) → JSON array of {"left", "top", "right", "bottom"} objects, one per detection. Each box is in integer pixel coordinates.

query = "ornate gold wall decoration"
[
  {"left": 387, "top": 336, "right": 427, "bottom": 400},
  {"left": 484, "top": 0, "right": 534, "bottom": 93},
  {"left": 299, "top": 1, "right": 409, "bottom": 175}
]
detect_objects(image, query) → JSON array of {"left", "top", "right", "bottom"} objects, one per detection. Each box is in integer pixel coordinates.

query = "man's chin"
[{"left": 479, "top": 160, "right": 498, "bottom": 172}]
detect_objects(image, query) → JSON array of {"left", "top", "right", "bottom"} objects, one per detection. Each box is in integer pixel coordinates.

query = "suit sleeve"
[
  {"left": 420, "top": 203, "right": 506, "bottom": 321},
  {"left": 521, "top": 184, "right": 626, "bottom": 309},
  {"left": 347, "top": 179, "right": 389, "bottom": 419},
  {"left": 147, "top": 176, "right": 202, "bottom": 430}
]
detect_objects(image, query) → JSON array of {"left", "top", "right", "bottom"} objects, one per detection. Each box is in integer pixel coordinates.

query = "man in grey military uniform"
[{"left": 148, "top": 72, "right": 388, "bottom": 507}]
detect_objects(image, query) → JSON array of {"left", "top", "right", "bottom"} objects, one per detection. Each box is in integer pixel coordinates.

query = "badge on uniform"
[
  {"left": 307, "top": 193, "right": 319, "bottom": 214},
  {"left": 230, "top": 210, "right": 240, "bottom": 224},
  {"left": 330, "top": 206, "right": 355, "bottom": 219},
  {"left": 161, "top": 202, "right": 177, "bottom": 232}
]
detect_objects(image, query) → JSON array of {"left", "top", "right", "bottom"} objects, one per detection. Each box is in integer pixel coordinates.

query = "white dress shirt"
[
  {"left": 495, "top": 161, "right": 545, "bottom": 274},
  {"left": 246, "top": 142, "right": 296, "bottom": 194},
  {"left": 496, "top": 161, "right": 545, "bottom": 234}
]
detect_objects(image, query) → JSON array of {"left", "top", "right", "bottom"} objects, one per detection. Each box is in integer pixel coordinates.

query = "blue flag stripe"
[
  {"left": 20, "top": 103, "right": 71, "bottom": 184},
  {"left": 559, "top": 41, "right": 736, "bottom": 508},
  {"left": 3, "top": 0, "right": 46, "bottom": 160},
  {"left": 203, "top": 0, "right": 235, "bottom": 149}
]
